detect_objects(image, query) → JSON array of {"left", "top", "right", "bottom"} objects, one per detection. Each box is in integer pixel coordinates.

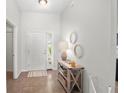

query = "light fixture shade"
[{"left": 39, "top": 0, "right": 48, "bottom": 8}]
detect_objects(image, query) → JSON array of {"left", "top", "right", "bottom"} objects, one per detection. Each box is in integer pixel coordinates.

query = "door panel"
[
  {"left": 6, "top": 29, "right": 13, "bottom": 71},
  {"left": 28, "top": 33, "right": 46, "bottom": 70}
]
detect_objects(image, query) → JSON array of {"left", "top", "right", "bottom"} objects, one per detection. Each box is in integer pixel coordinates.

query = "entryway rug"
[{"left": 27, "top": 70, "right": 48, "bottom": 77}]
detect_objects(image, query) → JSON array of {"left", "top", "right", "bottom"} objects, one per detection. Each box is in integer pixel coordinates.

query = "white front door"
[{"left": 28, "top": 33, "right": 46, "bottom": 70}]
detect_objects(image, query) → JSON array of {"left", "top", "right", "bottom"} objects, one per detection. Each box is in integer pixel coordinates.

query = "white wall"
[
  {"left": 20, "top": 12, "right": 61, "bottom": 71},
  {"left": 6, "top": 0, "right": 22, "bottom": 78},
  {"left": 61, "top": 0, "right": 117, "bottom": 93}
]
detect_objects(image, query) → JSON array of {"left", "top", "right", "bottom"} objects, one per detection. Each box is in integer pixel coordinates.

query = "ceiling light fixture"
[{"left": 39, "top": 0, "right": 48, "bottom": 8}]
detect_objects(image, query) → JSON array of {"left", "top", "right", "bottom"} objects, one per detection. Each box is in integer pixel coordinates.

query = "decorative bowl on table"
[{"left": 69, "top": 61, "right": 76, "bottom": 67}]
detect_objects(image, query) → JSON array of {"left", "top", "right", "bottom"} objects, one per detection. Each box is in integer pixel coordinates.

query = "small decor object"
[
  {"left": 66, "top": 49, "right": 75, "bottom": 61},
  {"left": 70, "top": 60, "right": 76, "bottom": 67},
  {"left": 70, "top": 32, "right": 78, "bottom": 44},
  {"left": 74, "top": 44, "right": 83, "bottom": 59},
  {"left": 61, "top": 51, "right": 67, "bottom": 61}
]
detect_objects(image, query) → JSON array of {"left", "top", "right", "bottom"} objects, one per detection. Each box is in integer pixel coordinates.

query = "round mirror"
[
  {"left": 70, "top": 32, "right": 78, "bottom": 44},
  {"left": 74, "top": 44, "right": 83, "bottom": 58}
]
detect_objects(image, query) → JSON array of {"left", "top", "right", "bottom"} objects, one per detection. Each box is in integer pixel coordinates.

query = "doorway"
[
  {"left": 27, "top": 32, "right": 47, "bottom": 71},
  {"left": 6, "top": 21, "right": 14, "bottom": 79}
]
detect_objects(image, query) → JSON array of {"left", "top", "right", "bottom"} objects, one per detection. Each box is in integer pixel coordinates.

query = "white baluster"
[{"left": 108, "top": 85, "right": 112, "bottom": 93}]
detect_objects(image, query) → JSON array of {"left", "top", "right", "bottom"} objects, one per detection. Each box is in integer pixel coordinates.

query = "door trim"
[{"left": 6, "top": 19, "right": 18, "bottom": 79}]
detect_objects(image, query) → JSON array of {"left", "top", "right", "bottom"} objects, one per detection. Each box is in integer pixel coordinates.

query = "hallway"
[{"left": 6, "top": 0, "right": 118, "bottom": 93}]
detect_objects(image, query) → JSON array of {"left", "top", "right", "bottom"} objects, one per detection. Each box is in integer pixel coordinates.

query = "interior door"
[
  {"left": 6, "top": 24, "right": 13, "bottom": 72},
  {"left": 28, "top": 33, "right": 46, "bottom": 70}
]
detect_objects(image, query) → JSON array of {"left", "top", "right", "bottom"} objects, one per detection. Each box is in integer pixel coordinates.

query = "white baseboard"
[{"left": 13, "top": 70, "right": 21, "bottom": 79}]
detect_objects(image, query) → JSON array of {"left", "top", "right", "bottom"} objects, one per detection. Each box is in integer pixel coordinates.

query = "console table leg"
[
  {"left": 67, "top": 69, "right": 70, "bottom": 93},
  {"left": 81, "top": 70, "right": 83, "bottom": 93}
]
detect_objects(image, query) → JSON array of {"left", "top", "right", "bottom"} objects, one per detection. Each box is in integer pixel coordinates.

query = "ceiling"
[{"left": 16, "top": 0, "right": 72, "bottom": 13}]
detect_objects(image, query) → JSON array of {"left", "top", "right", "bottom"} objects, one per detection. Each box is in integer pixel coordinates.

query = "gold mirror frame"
[{"left": 74, "top": 44, "right": 83, "bottom": 59}]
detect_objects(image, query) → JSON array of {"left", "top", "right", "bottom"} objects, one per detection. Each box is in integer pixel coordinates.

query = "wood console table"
[{"left": 57, "top": 60, "right": 84, "bottom": 93}]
